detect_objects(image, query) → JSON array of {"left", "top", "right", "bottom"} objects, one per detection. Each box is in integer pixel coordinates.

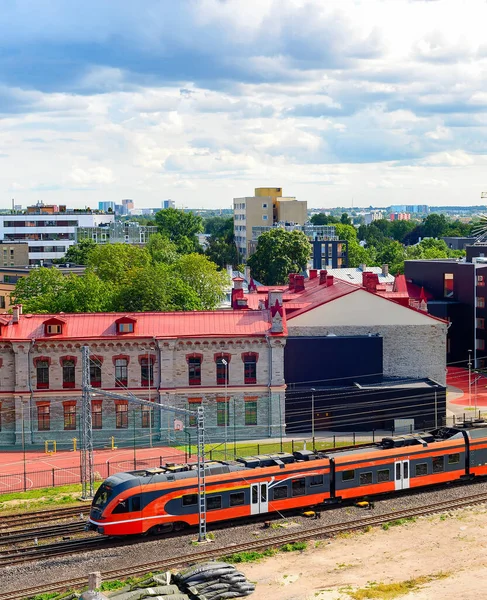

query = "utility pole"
[{"left": 79, "top": 346, "right": 208, "bottom": 541}]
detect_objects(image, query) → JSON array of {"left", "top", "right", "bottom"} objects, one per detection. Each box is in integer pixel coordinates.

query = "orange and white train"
[{"left": 88, "top": 425, "right": 487, "bottom": 536}]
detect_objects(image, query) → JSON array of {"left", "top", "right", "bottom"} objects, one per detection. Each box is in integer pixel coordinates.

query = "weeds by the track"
[
  {"left": 0, "top": 483, "right": 100, "bottom": 514},
  {"left": 223, "top": 540, "right": 308, "bottom": 563}
]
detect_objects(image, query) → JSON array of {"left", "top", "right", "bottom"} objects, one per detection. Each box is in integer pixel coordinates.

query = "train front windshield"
[{"left": 92, "top": 484, "right": 113, "bottom": 509}]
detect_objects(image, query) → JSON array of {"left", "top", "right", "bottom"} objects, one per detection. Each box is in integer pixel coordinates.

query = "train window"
[
  {"left": 131, "top": 496, "right": 141, "bottom": 511},
  {"left": 182, "top": 494, "right": 198, "bottom": 506},
  {"left": 252, "top": 486, "right": 258, "bottom": 504},
  {"left": 342, "top": 470, "right": 355, "bottom": 481},
  {"left": 404, "top": 462, "right": 409, "bottom": 478},
  {"left": 112, "top": 500, "right": 130, "bottom": 514},
  {"left": 230, "top": 492, "right": 245, "bottom": 506},
  {"left": 310, "top": 475, "right": 324, "bottom": 486},
  {"left": 261, "top": 485, "right": 267, "bottom": 503},
  {"left": 273, "top": 486, "right": 288, "bottom": 500},
  {"left": 378, "top": 469, "right": 390, "bottom": 482},
  {"left": 448, "top": 453, "right": 460, "bottom": 465},
  {"left": 415, "top": 463, "right": 428, "bottom": 477},
  {"left": 359, "top": 472, "right": 373, "bottom": 486},
  {"left": 207, "top": 496, "right": 222, "bottom": 510},
  {"left": 292, "top": 478, "right": 306, "bottom": 496},
  {"left": 433, "top": 457, "right": 445, "bottom": 473}
]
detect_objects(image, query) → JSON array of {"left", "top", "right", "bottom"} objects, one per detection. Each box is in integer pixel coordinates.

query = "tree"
[
  {"left": 12, "top": 268, "right": 67, "bottom": 313},
  {"left": 203, "top": 216, "right": 239, "bottom": 269},
  {"left": 173, "top": 253, "right": 229, "bottom": 309},
  {"left": 87, "top": 244, "right": 151, "bottom": 286},
  {"left": 147, "top": 233, "right": 179, "bottom": 264},
  {"left": 422, "top": 213, "right": 448, "bottom": 238},
  {"left": 204, "top": 216, "right": 234, "bottom": 237},
  {"left": 155, "top": 208, "right": 203, "bottom": 254},
  {"left": 340, "top": 212, "right": 352, "bottom": 225},
  {"left": 247, "top": 229, "right": 312, "bottom": 285},
  {"left": 60, "top": 271, "right": 115, "bottom": 312},
  {"left": 62, "top": 239, "right": 97, "bottom": 265},
  {"left": 310, "top": 213, "right": 339, "bottom": 225}
]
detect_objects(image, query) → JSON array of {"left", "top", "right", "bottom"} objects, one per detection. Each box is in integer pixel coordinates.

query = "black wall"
[{"left": 284, "top": 336, "right": 383, "bottom": 388}]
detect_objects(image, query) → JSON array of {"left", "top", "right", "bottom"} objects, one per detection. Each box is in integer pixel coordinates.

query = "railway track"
[
  {"left": 3, "top": 488, "right": 487, "bottom": 600},
  {"left": 0, "top": 506, "right": 86, "bottom": 531},
  {"left": 0, "top": 521, "right": 88, "bottom": 546}
]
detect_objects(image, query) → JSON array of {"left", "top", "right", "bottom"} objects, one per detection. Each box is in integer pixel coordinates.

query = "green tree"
[
  {"left": 204, "top": 216, "right": 234, "bottom": 237},
  {"left": 173, "top": 254, "right": 229, "bottom": 309},
  {"left": 248, "top": 229, "right": 312, "bottom": 285},
  {"left": 147, "top": 233, "right": 179, "bottom": 264},
  {"left": 62, "top": 239, "right": 97, "bottom": 265},
  {"left": 12, "top": 268, "right": 68, "bottom": 313},
  {"left": 376, "top": 240, "right": 406, "bottom": 274},
  {"left": 205, "top": 236, "right": 240, "bottom": 269},
  {"left": 422, "top": 213, "right": 448, "bottom": 238},
  {"left": 155, "top": 208, "right": 203, "bottom": 254},
  {"left": 310, "top": 213, "right": 339, "bottom": 225},
  {"left": 87, "top": 244, "right": 151, "bottom": 285},
  {"left": 60, "top": 271, "right": 115, "bottom": 312},
  {"left": 340, "top": 212, "right": 352, "bottom": 225}
]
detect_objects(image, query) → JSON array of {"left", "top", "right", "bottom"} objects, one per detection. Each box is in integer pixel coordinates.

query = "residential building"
[
  {"left": 99, "top": 201, "right": 115, "bottom": 212},
  {"left": 390, "top": 212, "right": 411, "bottom": 221},
  {"left": 0, "top": 207, "right": 114, "bottom": 264},
  {"left": 163, "top": 200, "right": 175, "bottom": 209},
  {"left": 76, "top": 221, "right": 157, "bottom": 245},
  {"left": 0, "top": 305, "right": 286, "bottom": 447},
  {"left": 362, "top": 210, "right": 383, "bottom": 225},
  {"left": 122, "top": 199, "right": 134, "bottom": 214},
  {"left": 233, "top": 187, "right": 307, "bottom": 259},
  {"left": 0, "top": 242, "right": 29, "bottom": 268}
]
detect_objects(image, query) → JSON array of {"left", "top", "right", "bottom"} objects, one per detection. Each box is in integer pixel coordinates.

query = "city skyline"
[{"left": 1, "top": 0, "right": 486, "bottom": 209}]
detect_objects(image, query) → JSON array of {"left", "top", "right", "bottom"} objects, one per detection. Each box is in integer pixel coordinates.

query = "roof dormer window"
[
  {"left": 43, "top": 317, "right": 65, "bottom": 336},
  {"left": 47, "top": 324, "right": 62, "bottom": 335}
]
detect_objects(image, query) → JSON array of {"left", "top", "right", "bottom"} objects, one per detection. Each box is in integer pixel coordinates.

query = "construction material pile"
[{"left": 174, "top": 562, "right": 255, "bottom": 600}]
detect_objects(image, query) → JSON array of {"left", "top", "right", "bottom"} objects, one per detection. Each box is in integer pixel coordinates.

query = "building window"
[
  {"left": 36, "top": 359, "right": 50, "bottom": 389},
  {"left": 63, "top": 404, "right": 76, "bottom": 430},
  {"left": 217, "top": 399, "right": 229, "bottom": 426},
  {"left": 46, "top": 324, "right": 62, "bottom": 335},
  {"left": 188, "top": 398, "right": 202, "bottom": 427},
  {"left": 243, "top": 353, "right": 258, "bottom": 384},
  {"left": 216, "top": 355, "right": 230, "bottom": 385},
  {"left": 478, "top": 297, "right": 485, "bottom": 308},
  {"left": 62, "top": 358, "right": 76, "bottom": 389},
  {"left": 118, "top": 322, "right": 134, "bottom": 333},
  {"left": 141, "top": 404, "right": 153, "bottom": 428},
  {"left": 444, "top": 273, "right": 454, "bottom": 298},
  {"left": 477, "top": 318, "right": 485, "bottom": 329},
  {"left": 477, "top": 339, "right": 485, "bottom": 350},
  {"left": 116, "top": 403, "right": 129, "bottom": 428},
  {"left": 262, "top": 215, "right": 268, "bottom": 221},
  {"left": 115, "top": 358, "right": 128, "bottom": 387},
  {"left": 37, "top": 405, "right": 50, "bottom": 431},
  {"left": 478, "top": 275, "right": 485, "bottom": 287},
  {"left": 245, "top": 397, "right": 258, "bottom": 426},
  {"left": 140, "top": 356, "right": 154, "bottom": 387},
  {"left": 0, "top": 296, "right": 5, "bottom": 309},
  {"left": 92, "top": 402, "right": 102, "bottom": 429},
  {"left": 262, "top": 203, "right": 268, "bottom": 209},
  {"left": 90, "top": 358, "right": 102, "bottom": 388},
  {"left": 188, "top": 356, "right": 202, "bottom": 386}
]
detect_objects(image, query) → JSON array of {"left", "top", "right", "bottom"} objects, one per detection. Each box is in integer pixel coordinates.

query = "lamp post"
[
  {"left": 311, "top": 388, "right": 316, "bottom": 445},
  {"left": 146, "top": 346, "right": 154, "bottom": 448},
  {"left": 468, "top": 349, "right": 473, "bottom": 408},
  {"left": 21, "top": 399, "right": 27, "bottom": 492},
  {"left": 222, "top": 358, "right": 228, "bottom": 459}
]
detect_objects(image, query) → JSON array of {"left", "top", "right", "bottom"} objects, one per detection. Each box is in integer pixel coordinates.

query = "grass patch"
[
  {"left": 281, "top": 541, "right": 307, "bottom": 552},
  {"left": 381, "top": 517, "right": 416, "bottom": 531},
  {"left": 224, "top": 541, "right": 307, "bottom": 563},
  {"left": 348, "top": 572, "right": 450, "bottom": 599},
  {"left": 0, "top": 483, "right": 101, "bottom": 514}
]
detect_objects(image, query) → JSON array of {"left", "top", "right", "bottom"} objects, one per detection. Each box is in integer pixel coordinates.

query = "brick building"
[{"left": 0, "top": 305, "right": 286, "bottom": 447}]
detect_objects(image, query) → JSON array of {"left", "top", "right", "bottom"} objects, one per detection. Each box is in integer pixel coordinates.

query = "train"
[{"left": 88, "top": 424, "right": 487, "bottom": 536}]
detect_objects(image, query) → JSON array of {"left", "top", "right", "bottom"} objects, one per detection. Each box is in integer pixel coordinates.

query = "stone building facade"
[{"left": 0, "top": 306, "right": 286, "bottom": 447}]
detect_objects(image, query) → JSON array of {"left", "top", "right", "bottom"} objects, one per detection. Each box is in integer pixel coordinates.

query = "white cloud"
[{"left": 69, "top": 167, "right": 115, "bottom": 185}]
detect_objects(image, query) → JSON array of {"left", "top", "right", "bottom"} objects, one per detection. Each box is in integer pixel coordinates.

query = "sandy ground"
[{"left": 238, "top": 505, "right": 487, "bottom": 600}]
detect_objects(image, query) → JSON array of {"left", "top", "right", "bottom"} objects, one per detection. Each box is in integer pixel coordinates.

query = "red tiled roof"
[{"left": 0, "top": 310, "right": 283, "bottom": 340}]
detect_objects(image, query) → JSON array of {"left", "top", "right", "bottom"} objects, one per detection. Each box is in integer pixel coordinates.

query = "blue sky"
[{"left": 1, "top": 0, "right": 487, "bottom": 209}]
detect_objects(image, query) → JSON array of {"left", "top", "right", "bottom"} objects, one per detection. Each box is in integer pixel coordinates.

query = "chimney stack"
[
  {"left": 309, "top": 269, "right": 318, "bottom": 280},
  {"left": 269, "top": 293, "right": 284, "bottom": 334},
  {"left": 382, "top": 264, "right": 389, "bottom": 277},
  {"left": 12, "top": 305, "right": 19, "bottom": 324},
  {"left": 319, "top": 270, "right": 328, "bottom": 285},
  {"left": 294, "top": 274, "right": 305, "bottom": 292},
  {"left": 326, "top": 275, "right": 334, "bottom": 286},
  {"left": 288, "top": 273, "right": 297, "bottom": 291}
]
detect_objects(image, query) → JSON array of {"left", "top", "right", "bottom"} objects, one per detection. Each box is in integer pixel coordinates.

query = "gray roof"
[{"left": 324, "top": 267, "right": 395, "bottom": 285}]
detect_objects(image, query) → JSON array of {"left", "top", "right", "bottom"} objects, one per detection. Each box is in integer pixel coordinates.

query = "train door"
[
  {"left": 394, "top": 460, "right": 410, "bottom": 490},
  {"left": 250, "top": 482, "right": 269, "bottom": 514}
]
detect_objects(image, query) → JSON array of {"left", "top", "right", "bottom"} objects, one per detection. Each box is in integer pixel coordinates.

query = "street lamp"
[
  {"left": 468, "top": 349, "right": 473, "bottom": 408},
  {"left": 222, "top": 358, "right": 228, "bottom": 459},
  {"left": 311, "top": 388, "right": 316, "bottom": 445}
]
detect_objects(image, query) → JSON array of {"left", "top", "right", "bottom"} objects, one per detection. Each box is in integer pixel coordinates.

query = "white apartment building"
[{"left": 0, "top": 212, "right": 114, "bottom": 264}]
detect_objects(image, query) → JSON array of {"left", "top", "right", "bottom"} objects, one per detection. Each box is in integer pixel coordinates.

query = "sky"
[{"left": 1, "top": 0, "right": 487, "bottom": 210}]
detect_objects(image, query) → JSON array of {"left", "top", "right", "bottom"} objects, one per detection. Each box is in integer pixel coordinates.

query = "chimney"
[
  {"left": 359, "top": 264, "right": 367, "bottom": 272},
  {"left": 18, "top": 304, "right": 23, "bottom": 315},
  {"left": 294, "top": 275, "right": 305, "bottom": 292},
  {"left": 288, "top": 273, "right": 297, "bottom": 291},
  {"left": 382, "top": 264, "right": 389, "bottom": 277},
  {"left": 319, "top": 270, "right": 328, "bottom": 285},
  {"left": 309, "top": 269, "right": 318, "bottom": 280},
  {"left": 326, "top": 275, "right": 334, "bottom": 286},
  {"left": 270, "top": 297, "right": 284, "bottom": 334},
  {"left": 269, "top": 289, "right": 284, "bottom": 308},
  {"left": 12, "top": 305, "right": 19, "bottom": 324},
  {"left": 232, "top": 277, "right": 244, "bottom": 291}
]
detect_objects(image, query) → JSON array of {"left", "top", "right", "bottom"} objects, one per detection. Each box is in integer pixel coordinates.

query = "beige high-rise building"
[{"left": 233, "top": 187, "right": 307, "bottom": 259}]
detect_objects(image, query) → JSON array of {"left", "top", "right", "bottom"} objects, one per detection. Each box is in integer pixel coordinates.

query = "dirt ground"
[{"left": 238, "top": 505, "right": 487, "bottom": 600}]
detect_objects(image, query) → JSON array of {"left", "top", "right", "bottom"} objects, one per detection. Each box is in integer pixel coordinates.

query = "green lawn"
[{"left": 0, "top": 482, "right": 101, "bottom": 514}]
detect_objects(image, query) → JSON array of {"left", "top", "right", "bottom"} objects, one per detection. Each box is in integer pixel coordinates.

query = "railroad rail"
[
  {"left": 0, "top": 506, "right": 86, "bottom": 531},
  {"left": 0, "top": 521, "right": 88, "bottom": 546},
  {"left": 2, "top": 489, "right": 487, "bottom": 600}
]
